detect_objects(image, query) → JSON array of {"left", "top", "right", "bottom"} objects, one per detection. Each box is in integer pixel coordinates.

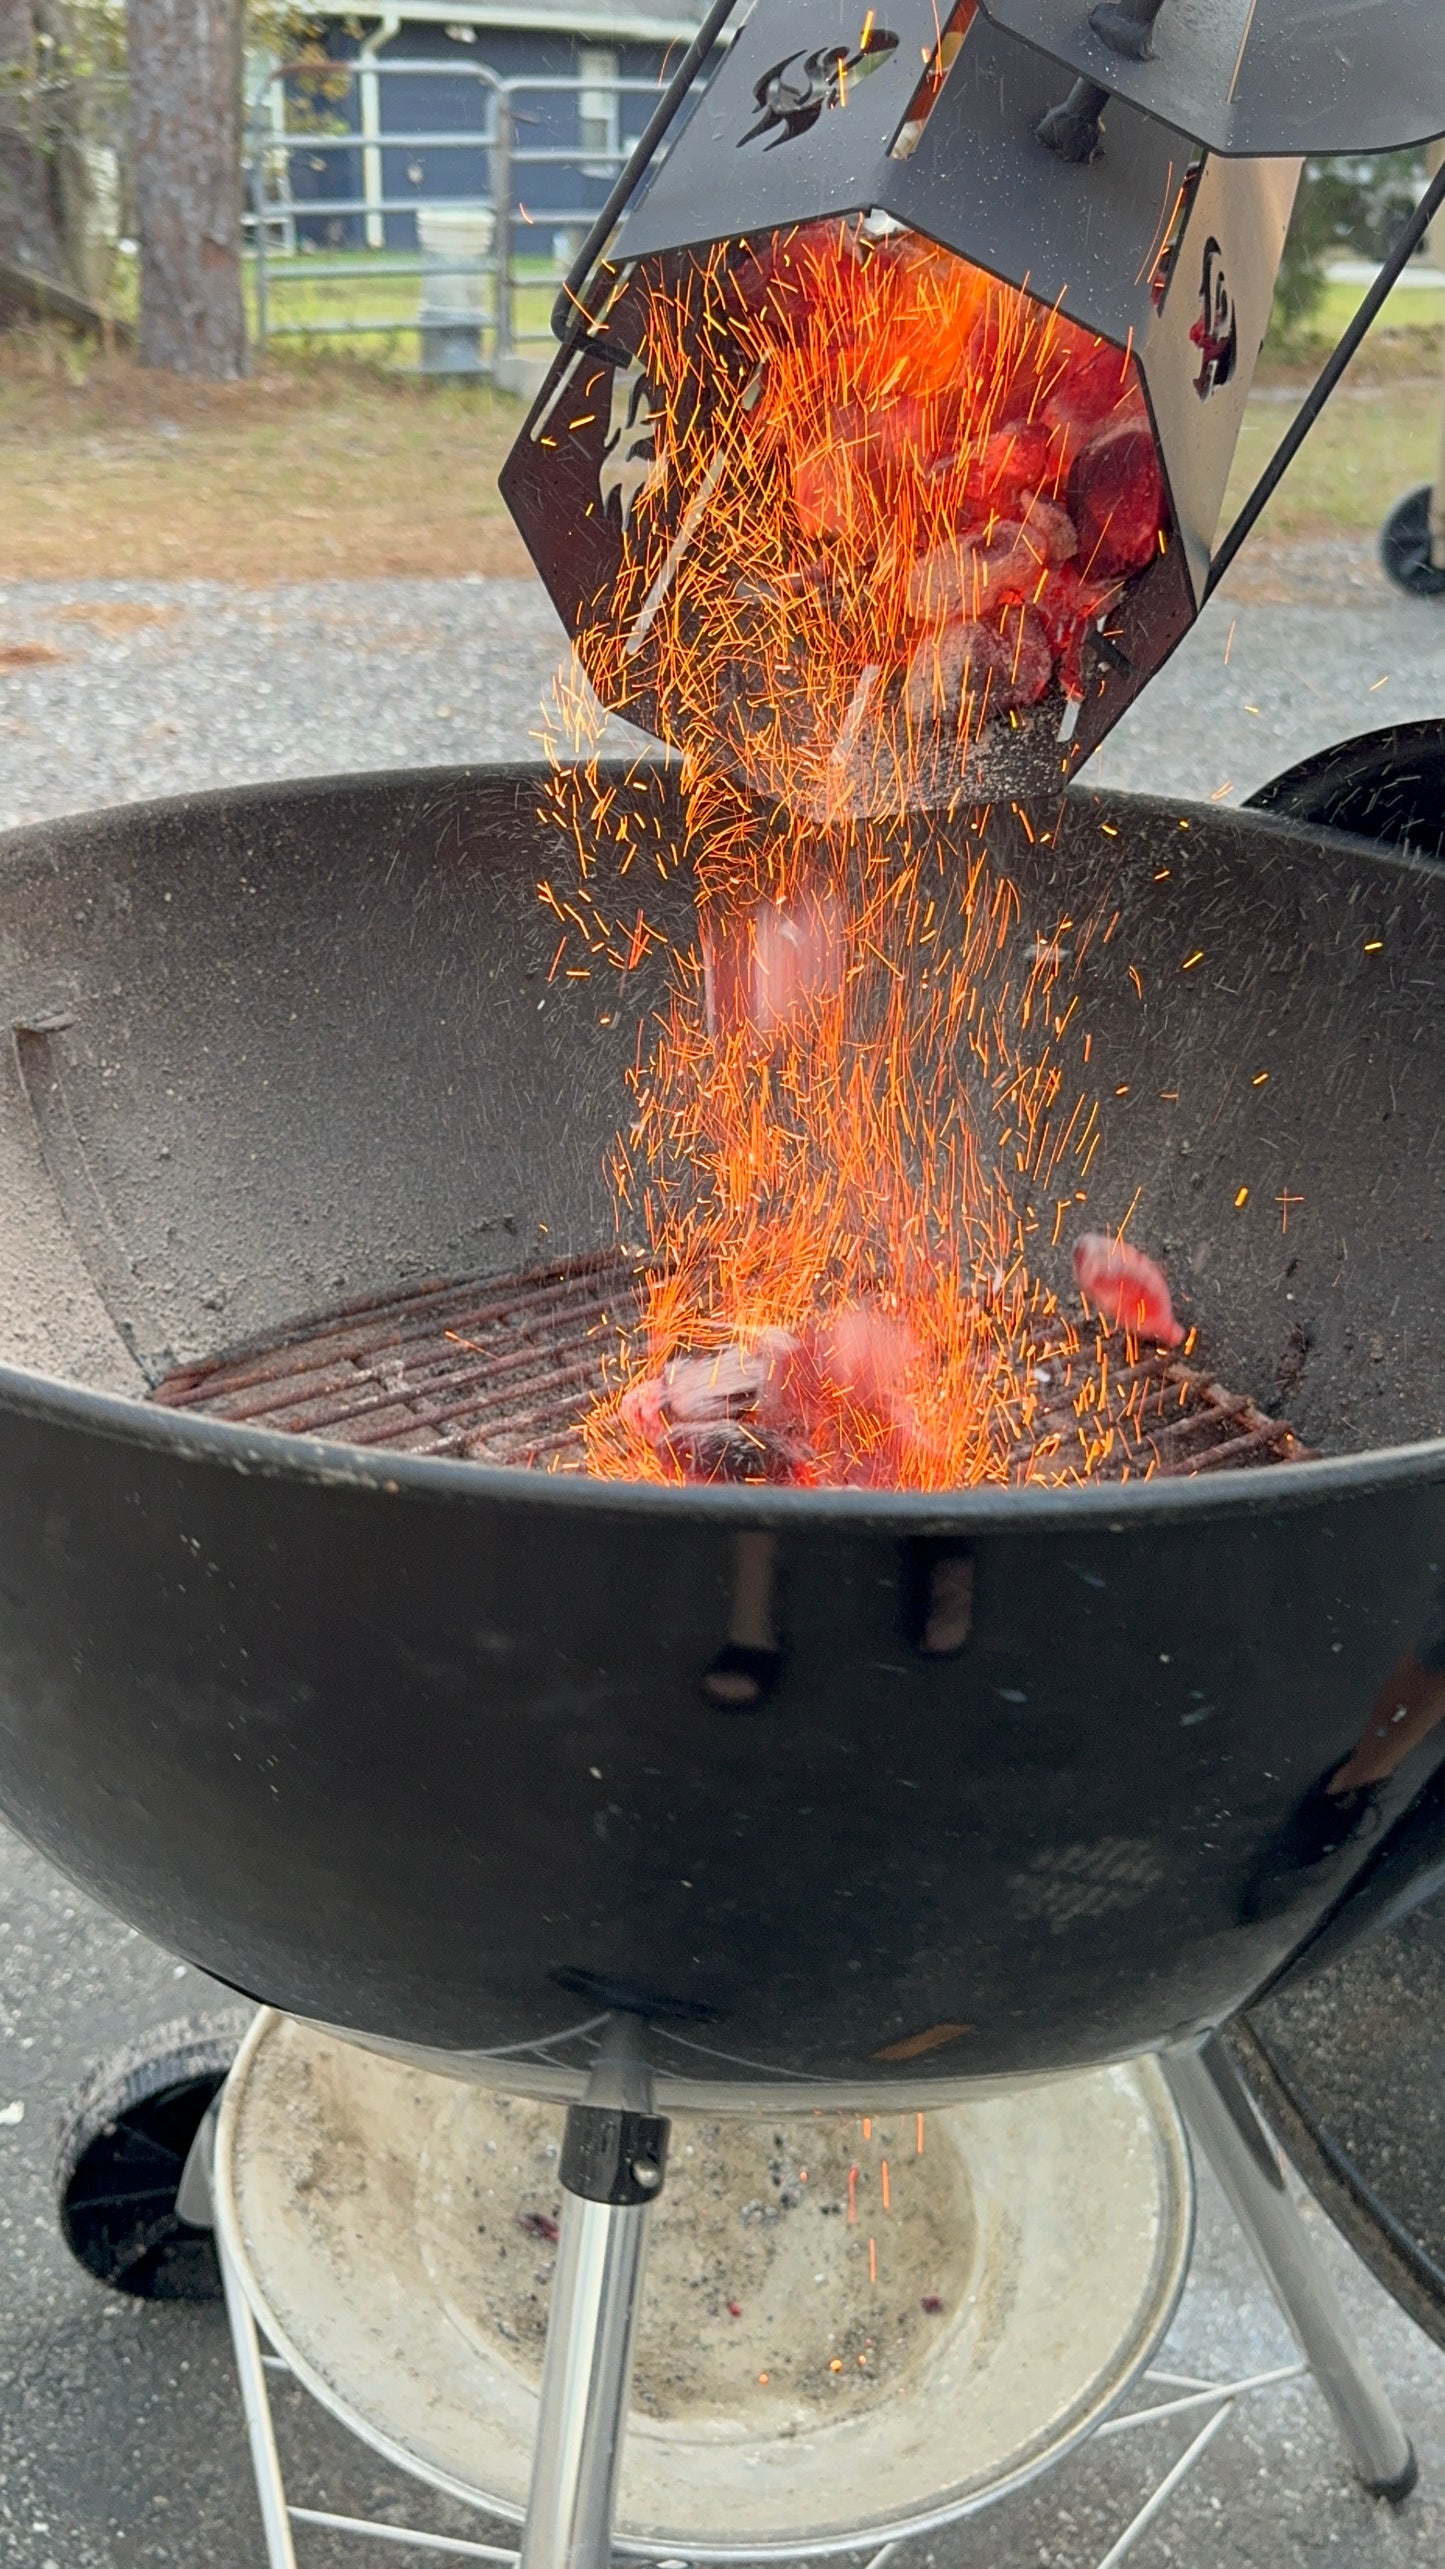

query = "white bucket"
[{"left": 416, "top": 205, "right": 496, "bottom": 317}]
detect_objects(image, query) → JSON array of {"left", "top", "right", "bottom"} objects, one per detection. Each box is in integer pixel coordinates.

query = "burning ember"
[
  {"left": 1072, "top": 1236, "right": 1182, "bottom": 1352},
  {"left": 598, "top": 1248, "right": 1196, "bottom": 1492},
  {"left": 536, "top": 219, "right": 1205, "bottom": 1491},
  {"left": 619, "top": 1307, "right": 925, "bottom": 1490}
]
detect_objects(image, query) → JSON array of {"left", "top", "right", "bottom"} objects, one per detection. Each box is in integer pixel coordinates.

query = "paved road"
[{"left": 1, "top": 545, "right": 1444, "bottom": 2567}]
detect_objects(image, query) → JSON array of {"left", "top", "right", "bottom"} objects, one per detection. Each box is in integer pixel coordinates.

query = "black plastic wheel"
[
  {"left": 54, "top": 2011, "right": 251, "bottom": 2300},
  {"left": 1379, "top": 485, "right": 1445, "bottom": 598}
]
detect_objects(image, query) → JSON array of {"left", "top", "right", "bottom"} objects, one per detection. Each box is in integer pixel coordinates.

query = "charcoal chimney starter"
[{"left": 501, "top": 0, "right": 1300, "bottom": 804}]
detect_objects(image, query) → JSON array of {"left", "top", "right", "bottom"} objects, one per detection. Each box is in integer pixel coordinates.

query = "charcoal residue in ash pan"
[{"left": 149, "top": 1251, "right": 1316, "bottom": 1484}]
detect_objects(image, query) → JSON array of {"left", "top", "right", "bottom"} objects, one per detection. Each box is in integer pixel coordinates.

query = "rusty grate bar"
[
  {"left": 151, "top": 1251, "right": 1314, "bottom": 1484},
  {"left": 1017, "top": 1346, "right": 1316, "bottom": 1482},
  {"left": 151, "top": 1250, "right": 643, "bottom": 1471}
]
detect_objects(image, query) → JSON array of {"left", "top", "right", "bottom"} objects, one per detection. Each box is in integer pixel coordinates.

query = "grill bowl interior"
[{"left": 0, "top": 760, "right": 1438, "bottom": 1457}]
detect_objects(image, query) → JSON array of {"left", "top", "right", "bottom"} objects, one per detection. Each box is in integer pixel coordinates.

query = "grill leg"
[
  {"left": 519, "top": 2024, "right": 669, "bottom": 2569},
  {"left": 1163, "top": 2035, "right": 1417, "bottom": 2500},
  {"left": 178, "top": 2086, "right": 301, "bottom": 2569}
]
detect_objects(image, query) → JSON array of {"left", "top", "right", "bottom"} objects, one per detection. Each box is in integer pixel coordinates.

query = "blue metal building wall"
[{"left": 284, "top": 20, "right": 670, "bottom": 251}]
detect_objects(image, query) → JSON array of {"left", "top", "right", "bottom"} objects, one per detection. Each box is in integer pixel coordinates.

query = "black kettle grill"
[
  {"left": 0, "top": 762, "right": 1443, "bottom": 2091},
  {"left": 3, "top": 758, "right": 1443, "bottom": 2563}
]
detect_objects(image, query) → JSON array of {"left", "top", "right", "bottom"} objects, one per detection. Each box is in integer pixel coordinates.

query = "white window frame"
[{"left": 578, "top": 44, "right": 620, "bottom": 179}]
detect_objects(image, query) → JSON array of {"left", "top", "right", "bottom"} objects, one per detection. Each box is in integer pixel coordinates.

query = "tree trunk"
[
  {"left": 127, "top": 0, "right": 247, "bottom": 377},
  {"left": 0, "top": 0, "right": 63, "bottom": 278}
]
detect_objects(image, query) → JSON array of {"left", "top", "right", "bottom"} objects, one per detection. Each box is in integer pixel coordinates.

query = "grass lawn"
[
  {"left": 245, "top": 253, "right": 561, "bottom": 357},
  {"left": 107, "top": 242, "right": 565, "bottom": 364},
  {"left": 1291, "top": 277, "right": 1445, "bottom": 346},
  {"left": 0, "top": 290, "right": 1441, "bottom": 584},
  {"left": 1223, "top": 358, "right": 1441, "bottom": 543},
  {"left": 0, "top": 329, "right": 533, "bottom": 580}
]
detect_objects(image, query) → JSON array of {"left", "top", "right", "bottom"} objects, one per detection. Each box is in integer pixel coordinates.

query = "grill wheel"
[{"left": 54, "top": 2012, "right": 250, "bottom": 2301}]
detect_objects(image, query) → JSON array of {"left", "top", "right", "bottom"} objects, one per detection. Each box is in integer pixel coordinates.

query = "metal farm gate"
[{"left": 243, "top": 52, "right": 661, "bottom": 377}]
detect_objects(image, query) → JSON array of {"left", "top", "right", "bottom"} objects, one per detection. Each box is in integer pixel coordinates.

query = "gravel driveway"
[
  {"left": 1, "top": 542, "right": 1444, "bottom": 2569},
  {"left": 0, "top": 540, "right": 1438, "bottom": 831}
]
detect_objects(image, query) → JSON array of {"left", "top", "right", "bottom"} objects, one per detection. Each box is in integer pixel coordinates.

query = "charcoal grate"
[
  {"left": 150, "top": 1251, "right": 641, "bottom": 1472},
  {"left": 151, "top": 1251, "right": 1315, "bottom": 1484},
  {"left": 1015, "top": 1346, "right": 1316, "bottom": 1482}
]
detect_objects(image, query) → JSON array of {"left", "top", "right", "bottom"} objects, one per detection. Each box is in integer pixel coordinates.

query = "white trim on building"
[{"left": 313, "top": 1, "right": 711, "bottom": 42}]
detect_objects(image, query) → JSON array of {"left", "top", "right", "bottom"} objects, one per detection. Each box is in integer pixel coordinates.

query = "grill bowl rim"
[{"left": 2, "top": 1357, "right": 1442, "bottom": 1531}]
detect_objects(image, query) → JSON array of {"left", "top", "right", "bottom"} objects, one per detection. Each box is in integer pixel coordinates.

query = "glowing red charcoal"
[
  {"left": 794, "top": 427, "right": 870, "bottom": 543},
  {"left": 1073, "top": 1235, "right": 1183, "bottom": 1347},
  {"left": 623, "top": 1304, "right": 933, "bottom": 1489},
  {"left": 620, "top": 1330, "right": 820, "bottom": 1483},
  {"left": 1070, "top": 419, "right": 1168, "bottom": 579},
  {"left": 1016, "top": 492, "right": 1078, "bottom": 567},
  {"left": 1044, "top": 337, "right": 1144, "bottom": 449},
  {"left": 905, "top": 602, "right": 1051, "bottom": 728},
  {"left": 904, "top": 617, "right": 1011, "bottom": 726},
  {"left": 906, "top": 523, "right": 1044, "bottom": 623},
  {"left": 962, "top": 420, "right": 1054, "bottom": 519},
  {"left": 820, "top": 286, "right": 1175, "bottom": 742},
  {"left": 811, "top": 1304, "right": 930, "bottom": 1488},
  {"left": 795, "top": 390, "right": 939, "bottom": 540}
]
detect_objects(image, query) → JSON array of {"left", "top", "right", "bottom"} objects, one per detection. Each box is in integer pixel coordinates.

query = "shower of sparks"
[{"left": 539, "top": 218, "right": 1181, "bottom": 1489}]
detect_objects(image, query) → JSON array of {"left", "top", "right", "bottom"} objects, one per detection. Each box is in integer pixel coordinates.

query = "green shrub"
[{"left": 1271, "top": 150, "right": 1428, "bottom": 352}]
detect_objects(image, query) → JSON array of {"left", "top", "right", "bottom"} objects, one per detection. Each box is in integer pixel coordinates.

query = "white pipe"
[
  {"left": 1093, "top": 2403, "right": 1235, "bottom": 2569},
  {"left": 289, "top": 2514, "right": 518, "bottom": 2559},
  {"left": 360, "top": 15, "right": 402, "bottom": 252}
]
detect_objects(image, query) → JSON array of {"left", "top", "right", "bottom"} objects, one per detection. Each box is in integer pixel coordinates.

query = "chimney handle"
[{"left": 1089, "top": 0, "right": 1170, "bottom": 65}]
